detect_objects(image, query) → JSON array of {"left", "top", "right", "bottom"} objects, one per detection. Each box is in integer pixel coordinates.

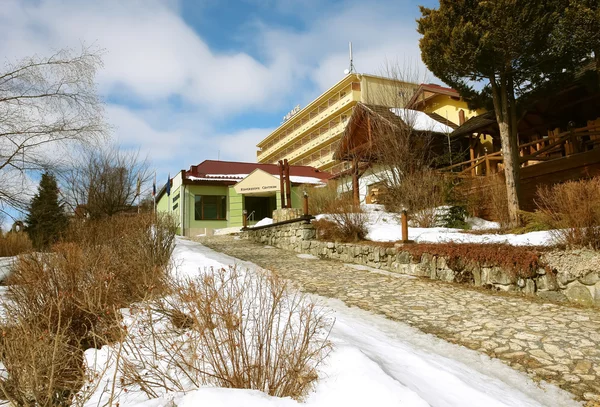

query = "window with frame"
[{"left": 195, "top": 195, "right": 227, "bottom": 220}]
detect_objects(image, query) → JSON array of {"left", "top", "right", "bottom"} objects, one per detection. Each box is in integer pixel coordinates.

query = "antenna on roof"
[{"left": 344, "top": 42, "right": 356, "bottom": 75}]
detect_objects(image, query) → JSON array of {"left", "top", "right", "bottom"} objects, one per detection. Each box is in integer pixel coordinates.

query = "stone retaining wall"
[{"left": 242, "top": 222, "right": 600, "bottom": 307}]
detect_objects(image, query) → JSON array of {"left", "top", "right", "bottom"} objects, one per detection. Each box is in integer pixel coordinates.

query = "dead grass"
[
  {"left": 536, "top": 177, "right": 600, "bottom": 249},
  {"left": 120, "top": 266, "right": 333, "bottom": 401},
  {"left": 0, "top": 232, "right": 32, "bottom": 257}
]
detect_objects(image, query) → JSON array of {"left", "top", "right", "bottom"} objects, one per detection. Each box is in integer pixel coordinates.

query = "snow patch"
[{"left": 251, "top": 218, "right": 273, "bottom": 228}]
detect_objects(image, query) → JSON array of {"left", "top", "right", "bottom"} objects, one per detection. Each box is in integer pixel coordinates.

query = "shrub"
[
  {"left": 400, "top": 243, "right": 546, "bottom": 279},
  {"left": 300, "top": 181, "right": 339, "bottom": 215},
  {"left": 454, "top": 174, "right": 510, "bottom": 227},
  {"left": 0, "top": 213, "right": 177, "bottom": 405},
  {"left": 438, "top": 205, "right": 469, "bottom": 229},
  {"left": 536, "top": 177, "right": 600, "bottom": 249},
  {"left": 312, "top": 196, "right": 368, "bottom": 242},
  {"left": 120, "top": 267, "right": 332, "bottom": 401},
  {"left": 0, "top": 313, "right": 86, "bottom": 407},
  {"left": 0, "top": 231, "right": 32, "bottom": 257},
  {"left": 383, "top": 169, "right": 452, "bottom": 227}
]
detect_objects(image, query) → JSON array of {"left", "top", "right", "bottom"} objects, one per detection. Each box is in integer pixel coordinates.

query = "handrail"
[{"left": 442, "top": 126, "right": 600, "bottom": 175}]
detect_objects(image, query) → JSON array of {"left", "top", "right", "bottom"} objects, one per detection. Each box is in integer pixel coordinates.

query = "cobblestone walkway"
[{"left": 200, "top": 236, "right": 600, "bottom": 405}]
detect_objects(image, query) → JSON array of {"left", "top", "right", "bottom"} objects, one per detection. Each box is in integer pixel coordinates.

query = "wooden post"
[
  {"left": 242, "top": 209, "right": 248, "bottom": 229},
  {"left": 352, "top": 159, "right": 360, "bottom": 208},
  {"left": 569, "top": 129, "right": 580, "bottom": 154},
  {"left": 284, "top": 159, "right": 292, "bottom": 209},
  {"left": 278, "top": 160, "right": 286, "bottom": 208},
  {"left": 485, "top": 150, "right": 491, "bottom": 176},
  {"left": 401, "top": 210, "right": 409, "bottom": 243},
  {"left": 303, "top": 192, "right": 309, "bottom": 216},
  {"left": 469, "top": 135, "right": 476, "bottom": 176}
]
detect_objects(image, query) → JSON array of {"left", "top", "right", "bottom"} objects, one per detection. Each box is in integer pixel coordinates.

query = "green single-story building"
[{"left": 156, "top": 160, "right": 329, "bottom": 236}]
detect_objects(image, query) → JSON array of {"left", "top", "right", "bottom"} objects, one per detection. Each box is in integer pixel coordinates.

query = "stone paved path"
[{"left": 199, "top": 236, "right": 600, "bottom": 405}]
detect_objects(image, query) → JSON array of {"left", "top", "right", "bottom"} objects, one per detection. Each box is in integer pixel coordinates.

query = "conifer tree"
[
  {"left": 417, "top": 0, "right": 578, "bottom": 227},
  {"left": 26, "top": 172, "right": 69, "bottom": 249}
]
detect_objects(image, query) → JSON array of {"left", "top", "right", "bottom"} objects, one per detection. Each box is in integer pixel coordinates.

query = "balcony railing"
[{"left": 257, "top": 90, "right": 358, "bottom": 161}]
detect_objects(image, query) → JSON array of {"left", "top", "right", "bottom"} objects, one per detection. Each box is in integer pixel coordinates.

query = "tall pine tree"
[
  {"left": 417, "top": 0, "right": 578, "bottom": 227},
  {"left": 26, "top": 172, "right": 69, "bottom": 249}
]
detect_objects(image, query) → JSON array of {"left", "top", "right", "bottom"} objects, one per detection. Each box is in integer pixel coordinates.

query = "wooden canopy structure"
[
  {"left": 334, "top": 103, "right": 456, "bottom": 162},
  {"left": 445, "top": 70, "right": 600, "bottom": 210},
  {"left": 333, "top": 103, "right": 457, "bottom": 204}
]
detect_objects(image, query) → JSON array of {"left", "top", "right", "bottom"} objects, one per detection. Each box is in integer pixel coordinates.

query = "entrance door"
[{"left": 244, "top": 196, "right": 274, "bottom": 222}]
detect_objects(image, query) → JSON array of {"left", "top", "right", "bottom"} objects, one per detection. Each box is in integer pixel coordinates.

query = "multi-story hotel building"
[{"left": 256, "top": 73, "right": 418, "bottom": 175}]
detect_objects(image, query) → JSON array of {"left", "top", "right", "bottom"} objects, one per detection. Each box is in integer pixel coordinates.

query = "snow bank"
[
  {"left": 79, "top": 238, "right": 579, "bottom": 407},
  {"left": 319, "top": 205, "right": 553, "bottom": 247}
]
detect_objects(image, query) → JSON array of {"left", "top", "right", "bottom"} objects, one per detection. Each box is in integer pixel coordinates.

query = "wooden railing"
[{"left": 441, "top": 124, "right": 600, "bottom": 177}]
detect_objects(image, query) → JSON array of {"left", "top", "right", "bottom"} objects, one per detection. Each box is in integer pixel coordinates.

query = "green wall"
[
  {"left": 183, "top": 185, "right": 229, "bottom": 231},
  {"left": 157, "top": 183, "right": 310, "bottom": 235},
  {"left": 228, "top": 187, "right": 244, "bottom": 227}
]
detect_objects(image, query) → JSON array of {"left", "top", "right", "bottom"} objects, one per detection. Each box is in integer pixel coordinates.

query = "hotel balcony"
[{"left": 256, "top": 88, "right": 360, "bottom": 162}]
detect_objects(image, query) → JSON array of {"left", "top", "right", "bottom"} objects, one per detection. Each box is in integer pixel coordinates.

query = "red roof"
[
  {"left": 421, "top": 83, "right": 459, "bottom": 95},
  {"left": 185, "top": 160, "right": 330, "bottom": 180},
  {"left": 406, "top": 83, "right": 461, "bottom": 108}
]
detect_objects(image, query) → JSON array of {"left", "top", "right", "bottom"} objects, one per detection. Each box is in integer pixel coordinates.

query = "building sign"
[
  {"left": 234, "top": 169, "right": 281, "bottom": 195},
  {"left": 282, "top": 105, "right": 301, "bottom": 123}
]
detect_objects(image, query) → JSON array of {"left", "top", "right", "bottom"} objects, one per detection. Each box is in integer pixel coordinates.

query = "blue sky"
[{"left": 0, "top": 0, "right": 438, "bottom": 223}]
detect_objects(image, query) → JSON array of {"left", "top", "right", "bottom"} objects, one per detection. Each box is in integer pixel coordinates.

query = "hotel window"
[{"left": 195, "top": 195, "right": 227, "bottom": 220}]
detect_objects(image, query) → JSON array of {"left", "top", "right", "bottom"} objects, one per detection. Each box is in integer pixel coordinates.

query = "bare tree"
[
  {"left": 61, "top": 144, "right": 151, "bottom": 219},
  {"left": 337, "top": 61, "right": 466, "bottom": 222},
  {"left": 0, "top": 47, "right": 106, "bottom": 217}
]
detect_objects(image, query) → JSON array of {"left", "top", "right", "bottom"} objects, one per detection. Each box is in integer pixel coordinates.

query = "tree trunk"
[
  {"left": 490, "top": 74, "right": 521, "bottom": 227},
  {"left": 352, "top": 159, "right": 360, "bottom": 208}
]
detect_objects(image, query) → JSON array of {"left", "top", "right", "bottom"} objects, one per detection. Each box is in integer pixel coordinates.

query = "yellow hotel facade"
[{"left": 256, "top": 73, "right": 418, "bottom": 174}]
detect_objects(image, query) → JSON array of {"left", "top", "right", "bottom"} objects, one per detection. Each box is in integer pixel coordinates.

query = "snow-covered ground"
[
  {"left": 80, "top": 238, "right": 579, "bottom": 407},
  {"left": 318, "top": 205, "right": 556, "bottom": 246}
]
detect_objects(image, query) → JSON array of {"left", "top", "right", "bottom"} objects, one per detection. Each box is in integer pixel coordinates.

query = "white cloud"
[
  {"left": 0, "top": 0, "right": 297, "bottom": 114},
  {"left": 0, "top": 0, "right": 429, "bottom": 182}
]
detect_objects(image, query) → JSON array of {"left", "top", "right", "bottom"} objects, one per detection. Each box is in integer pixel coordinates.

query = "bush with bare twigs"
[
  {"left": 458, "top": 174, "right": 510, "bottom": 228},
  {"left": 119, "top": 266, "right": 333, "bottom": 401},
  {"left": 383, "top": 169, "right": 451, "bottom": 227},
  {"left": 536, "top": 177, "right": 600, "bottom": 249},
  {"left": 300, "top": 181, "right": 339, "bottom": 215},
  {"left": 0, "top": 213, "right": 177, "bottom": 406},
  {"left": 0, "top": 231, "right": 32, "bottom": 257},
  {"left": 312, "top": 196, "right": 368, "bottom": 242}
]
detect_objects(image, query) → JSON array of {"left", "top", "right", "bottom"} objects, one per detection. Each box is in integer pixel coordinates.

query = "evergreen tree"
[
  {"left": 26, "top": 172, "right": 69, "bottom": 249},
  {"left": 557, "top": 0, "right": 600, "bottom": 71},
  {"left": 417, "top": 0, "right": 578, "bottom": 227}
]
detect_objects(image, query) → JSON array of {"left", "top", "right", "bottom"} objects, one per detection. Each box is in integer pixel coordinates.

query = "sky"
[{"left": 0, "top": 0, "right": 438, "bottom": 224}]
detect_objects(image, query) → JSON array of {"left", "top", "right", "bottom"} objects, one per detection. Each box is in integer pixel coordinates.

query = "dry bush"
[
  {"left": 536, "top": 177, "right": 600, "bottom": 249},
  {"left": 384, "top": 169, "right": 451, "bottom": 227},
  {"left": 0, "top": 311, "right": 86, "bottom": 406},
  {"left": 458, "top": 174, "right": 510, "bottom": 227},
  {"left": 120, "top": 267, "right": 333, "bottom": 401},
  {"left": 311, "top": 196, "right": 368, "bottom": 242},
  {"left": 64, "top": 213, "right": 177, "bottom": 300},
  {"left": 0, "top": 231, "right": 32, "bottom": 257},
  {"left": 400, "top": 242, "right": 547, "bottom": 279},
  {"left": 300, "top": 181, "right": 339, "bottom": 215},
  {"left": 5, "top": 243, "right": 124, "bottom": 348},
  {"left": 0, "top": 213, "right": 176, "bottom": 405}
]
